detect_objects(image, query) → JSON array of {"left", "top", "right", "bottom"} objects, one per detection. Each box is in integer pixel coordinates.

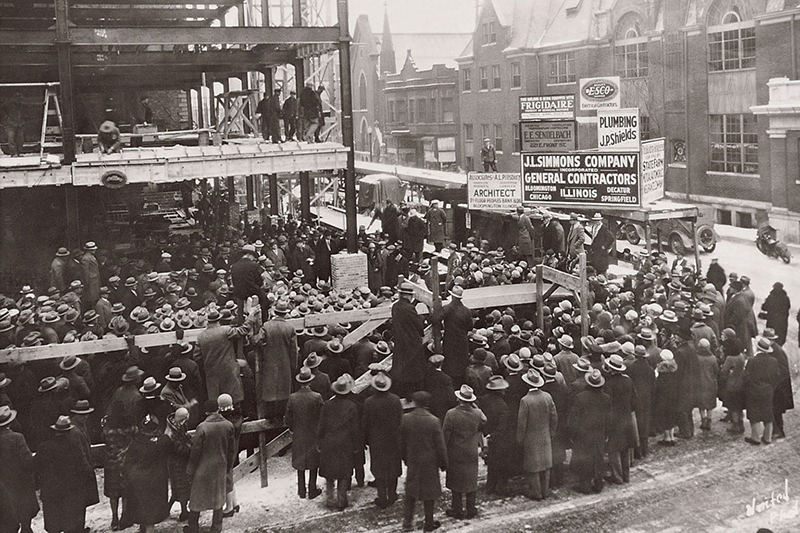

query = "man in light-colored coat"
[
  {"left": 517, "top": 369, "right": 558, "bottom": 501},
  {"left": 426, "top": 200, "right": 447, "bottom": 252},
  {"left": 566, "top": 214, "right": 585, "bottom": 260},
  {"left": 252, "top": 301, "right": 298, "bottom": 420},
  {"left": 80, "top": 242, "right": 101, "bottom": 309},
  {"left": 516, "top": 207, "right": 535, "bottom": 264}
]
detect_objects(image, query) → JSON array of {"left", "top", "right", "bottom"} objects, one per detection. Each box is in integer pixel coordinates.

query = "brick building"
[{"left": 456, "top": 0, "right": 800, "bottom": 241}]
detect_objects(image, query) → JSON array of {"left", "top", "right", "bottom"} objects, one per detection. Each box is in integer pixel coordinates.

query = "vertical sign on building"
[
  {"left": 640, "top": 138, "right": 666, "bottom": 205},
  {"left": 597, "top": 108, "right": 640, "bottom": 151}
]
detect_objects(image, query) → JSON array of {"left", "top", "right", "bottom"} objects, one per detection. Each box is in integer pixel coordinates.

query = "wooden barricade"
[{"left": 535, "top": 252, "right": 589, "bottom": 338}]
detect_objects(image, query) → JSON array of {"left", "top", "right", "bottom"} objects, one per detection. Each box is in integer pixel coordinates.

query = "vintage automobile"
[{"left": 618, "top": 204, "right": 718, "bottom": 254}]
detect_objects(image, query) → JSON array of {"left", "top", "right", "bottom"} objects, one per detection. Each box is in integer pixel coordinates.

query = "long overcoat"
[
  {"left": 567, "top": 388, "right": 611, "bottom": 481},
  {"left": 696, "top": 351, "right": 720, "bottom": 410},
  {"left": 763, "top": 287, "right": 790, "bottom": 345},
  {"left": 80, "top": 252, "right": 101, "bottom": 304},
  {"left": 424, "top": 368, "right": 457, "bottom": 421},
  {"left": 391, "top": 298, "right": 426, "bottom": 384},
  {"left": 442, "top": 404, "right": 486, "bottom": 493},
  {"left": 743, "top": 351, "right": 780, "bottom": 423},
  {"left": 317, "top": 394, "right": 359, "bottom": 480},
  {"left": 673, "top": 339, "right": 699, "bottom": 411},
  {"left": 477, "top": 391, "right": 512, "bottom": 477},
  {"left": 363, "top": 391, "right": 403, "bottom": 480},
  {"left": 517, "top": 390, "right": 557, "bottom": 474},
  {"left": 517, "top": 214, "right": 535, "bottom": 257},
  {"left": 255, "top": 317, "right": 298, "bottom": 403},
  {"left": 603, "top": 372, "right": 638, "bottom": 452},
  {"left": 0, "top": 427, "right": 39, "bottom": 522},
  {"left": 724, "top": 293, "right": 756, "bottom": 345},
  {"left": 284, "top": 386, "right": 323, "bottom": 470},
  {"left": 625, "top": 358, "right": 656, "bottom": 445},
  {"left": 426, "top": 207, "right": 447, "bottom": 244},
  {"left": 197, "top": 324, "right": 246, "bottom": 403},
  {"left": 123, "top": 432, "right": 171, "bottom": 525},
  {"left": 438, "top": 298, "right": 473, "bottom": 382},
  {"left": 400, "top": 407, "right": 448, "bottom": 501},
  {"left": 770, "top": 342, "right": 794, "bottom": 414},
  {"left": 34, "top": 432, "right": 96, "bottom": 533},
  {"left": 187, "top": 413, "right": 234, "bottom": 512}
]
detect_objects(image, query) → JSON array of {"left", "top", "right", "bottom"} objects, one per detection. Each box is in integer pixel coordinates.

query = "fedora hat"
[
  {"left": 455, "top": 384, "right": 477, "bottom": 402},
  {"left": 756, "top": 337, "right": 774, "bottom": 353},
  {"left": 304, "top": 352, "right": 323, "bottom": 369},
  {"left": 429, "top": 353, "right": 445, "bottom": 366},
  {"left": 637, "top": 328, "right": 655, "bottom": 342},
  {"left": 59, "top": 355, "right": 81, "bottom": 371},
  {"left": 273, "top": 301, "right": 290, "bottom": 315},
  {"left": 70, "top": 399, "right": 94, "bottom": 415},
  {"left": 166, "top": 367, "right": 186, "bottom": 382},
  {"left": 295, "top": 366, "right": 314, "bottom": 384},
  {"left": 0, "top": 320, "right": 12, "bottom": 333},
  {"left": 121, "top": 366, "right": 144, "bottom": 383},
  {"left": 398, "top": 282, "right": 414, "bottom": 295},
  {"left": 762, "top": 328, "right": 778, "bottom": 341},
  {"left": 659, "top": 310, "right": 678, "bottom": 323},
  {"left": 621, "top": 342, "right": 636, "bottom": 357},
  {"left": 0, "top": 373, "right": 9, "bottom": 389},
  {"left": 111, "top": 302, "right": 126, "bottom": 314},
  {"left": 371, "top": 372, "right": 392, "bottom": 392},
  {"left": 312, "top": 325, "right": 329, "bottom": 337},
  {"left": 207, "top": 310, "right": 221, "bottom": 322},
  {"left": 542, "top": 363, "right": 557, "bottom": 380},
  {"left": 38, "top": 376, "right": 59, "bottom": 393},
  {"left": 522, "top": 369, "right": 545, "bottom": 388},
  {"left": 139, "top": 376, "right": 161, "bottom": 395},
  {"left": 327, "top": 338, "right": 344, "bottom": 354},
  {"left": 179, "top": 342, "right": 194, "bottom": 355},
  {"left": 572, "top": 357, "right": 592, "bottom": 373},
  {"left": 42, "top": 311, "right": 60, "bottom": 324},
  {"left": 585, "top": 368, "right": 605, "bottom": 388},
  {"left": 84, "top": 241, "right": 98, "bottom": 251},
  {"left": 449, "top": 285, "right": 464, "bottom": 299},
  {"left": 634, "top": 345, "right": 648, "bottom": 358},
  {"left": 486, "top": 375, "right": 509, "bottom": 391},
  {"left": 51, "top": 415, "right": 73, "bottom": 432},
  {"left": 56, "top": 247, "right": 70, "bottom": 257},
  {"left": 503, "top": 353, "right": 524, "bottom": 373},
  {"left": 603, "top": 354, "right": 627, "bottom": 373},
  {"left": 124, "top": 276, "right": 137, "bottom": 287},
  {"left": 109, "top": 316, "right": 130, "bottom": 335},
  {"left": 0, "top": 406, "right": 17, "bottom": 427},
  {"left": 557, "top": 335, "right": 574, "bottom": 350},
  {"left": 332, "top": 374, "right": 353, "bottom": 395},
  {"left": 376, "top": 341, "right": 391, "bottom": 356}
]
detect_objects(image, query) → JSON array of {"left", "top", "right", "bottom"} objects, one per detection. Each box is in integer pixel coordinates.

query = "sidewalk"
[{"left": 715, "top": 224, "right": 800, "bottom": 253}]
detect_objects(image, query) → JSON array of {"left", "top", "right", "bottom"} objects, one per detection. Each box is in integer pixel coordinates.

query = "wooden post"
[
  {"left": 431, "top": 256, "right": 442, "bottom": 352},
  {"left": 269, "top": 174, "right": 279, "bottom": 216},
  {"left": 645, "top": 217, "right": 652, "bottom": 256},
  {"left": 691, "top": 218, "right": 701, "bottom": 272},
  {"left": 300, "top": 172, "right": 311, "bottom": 221},
  {"left": 578, "top": 253, "right": 588, "bottom": 338},
  {"left": 246, "top": 176, "right": 255, "bottom": 210},
  {"left": 196, "top": 81, "right": 205, "bottom": 129},
  {"left": 252, "top": 353, "right": 269, "bottom": 488},
  {"left": 54, "top": 0, "right": 76, "bottom": 164},
  {"left": 337, "top": 0, "right": 357, "bottom": 252},
  {"left": 536, "top": 264, "right": 544, "bottom": 332}
]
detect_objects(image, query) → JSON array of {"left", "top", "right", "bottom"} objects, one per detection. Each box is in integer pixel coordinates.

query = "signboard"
[
  {"left": 641, "top": 138, "right": 666, "bottom": 205},
  {"left": 521, "top": 153, "right": 640, "bottom": 208},
  {"left": 598, "top": 108, "right": 640, "bottom": 151},
  {"left": 579, "top": 76, "right": 621, "bottom": 111},
  {"left": 521, "top": 121, "right": 576, "bottom": 152},
  {"left": 467, "top": 173, "right": 522, "bottom": 211},
  {"left": 331, "top": 252, "right": 368, "bottom": 292},
  {"left": 519, "top": 94, "right": 575, "bottom": 121},
  {"left": 101, "top": 170, "right": 127, "bottom": 189}
]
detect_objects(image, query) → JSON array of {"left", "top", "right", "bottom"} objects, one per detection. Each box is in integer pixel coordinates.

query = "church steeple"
[{"left": 379, "top": 3, "right": 396, "bottom": 75}]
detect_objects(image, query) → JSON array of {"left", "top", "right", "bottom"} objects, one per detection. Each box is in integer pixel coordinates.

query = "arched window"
[
  {"left": 358, "top": 73, "right": 368, "bottom": 110},
  {"left": 360, "top": 118, "right": 369, "bottom": 151},
  {"left": 614, "top": 12, "right": 648, "bottom": 78},
  {"left": 706, "top": 1, "right": 755, "bottom": 71}
]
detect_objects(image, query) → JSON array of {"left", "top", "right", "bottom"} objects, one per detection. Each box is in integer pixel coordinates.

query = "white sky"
[{"left": 348, "top": 0, "right": 478, "bottom": 33}]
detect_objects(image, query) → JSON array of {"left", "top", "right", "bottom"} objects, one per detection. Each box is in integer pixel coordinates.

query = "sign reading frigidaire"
[
  {"left": 519, "top": 94, "right": 576, "bottom": 121},
  {"left": 521, "top": 152, "right": 640, "bottom": 208}
]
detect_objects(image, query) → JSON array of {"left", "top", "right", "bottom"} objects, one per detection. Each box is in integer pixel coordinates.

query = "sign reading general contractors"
[
  {"left": 598, "top": 108, "right": 640, "bottom": 151},
  {"left": 519, "top": 94, "right": 575, "bottom": 121},
  {"left": 579, "top": 76, "right": 621, "bottom": 111},
  {"left": 521, "top": 153, "right": 640, "bottom": 208},
  {"left": 468, "top": 172, "right": 522, "bottom": 210},
  {"left": 521, "top": 121, "right": 576, "bottom": 152},
  {"left": 641, "top": 138, "right": 666, "bottom": 205}
]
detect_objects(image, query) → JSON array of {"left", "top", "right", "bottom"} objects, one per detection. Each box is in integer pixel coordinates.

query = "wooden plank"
[
  {"left": 302, "top": 305, "right": 392, "bottom": 327},
  {"left": 536, "top": 265, "right": 545, "bottom": 331},
  {"left": 541, "top": 265, "right": 582, "bottom": 291},
  {"left": 353, "top": 355, "right": 391, "bottom": 394},
  {"left": 430, "top": 256, "right": 443, "bottom": 353},
  {"left": 241, "top": 418, "right": 285, "bottom": 435},
  {"left": 342, "top": 319, "right": 387, "bottom": 350},
  {"left": 460, "top": 284, "right": 539, "bottom": 310},
  {"left": 264, "top": 429, "right": 292, "bottom": 457},
  {"left": 578, "top": 253, "right": 589, "bottom": 338},
  {"left": 232, "top": 450, "right": 261, "bottom": 483}
]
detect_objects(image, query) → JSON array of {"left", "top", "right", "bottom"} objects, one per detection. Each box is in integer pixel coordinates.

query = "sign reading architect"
[
  {"left": 579, "top": 76, "right": 621, "bottom": 111},
  {"left": 521, "top": 153, "right": 640, "bottom": 208},
  {"left": 468, "top": 172, "right": 522, "bottom": 210},
  {"left": 598, "top": 108, "right": 640, "bottom": 151},
  {"left": 519, "top": 94, "right": 576, "bottom": 121},
  {"left": 521, "top": 121, "right": 576, "bottom": 152}
]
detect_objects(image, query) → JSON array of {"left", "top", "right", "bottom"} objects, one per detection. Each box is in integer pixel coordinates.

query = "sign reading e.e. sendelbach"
[
  {"left": 468, "top": 172, "right": 522, "bottom": 210},
  {"left": 519, "top": 94, "right": 575, "bottom": 121},
  {"left": 521, "top": 121, "right": 576, "bottom": 152},
  {"left": 521, "top": 153, "right": 640, "bottom": 208}
]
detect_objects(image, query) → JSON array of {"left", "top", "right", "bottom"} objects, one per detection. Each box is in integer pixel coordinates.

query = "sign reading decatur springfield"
[
  {"left": 519, "top": 94, "right": 576, "bottom": 121},
  {"left": 521, "top": 153, "right": 641, "bottom": 208}
]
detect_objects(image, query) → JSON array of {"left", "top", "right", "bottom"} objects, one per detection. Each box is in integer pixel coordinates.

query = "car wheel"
[
  {"left": 702, "top": 242, "right": 716, "bottom": 253},
  {"left": 669, "top": 233, "right": 685, "bottom": 255},
  {"left": 698, "top": 227, "right": 715, "bottom": 251}
]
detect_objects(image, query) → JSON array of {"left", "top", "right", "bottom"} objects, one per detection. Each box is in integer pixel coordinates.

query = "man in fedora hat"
[
  {"left": 517, "top": 369, "right": 557, "bottom": 501},
  {"left": 432, "top": 284, "right": 472, "bottom": 387},
  {"left": 442, "top": 385, "right": 486, "bottom": 520},
  {"left": 304, "top": 353, "right": 332, "bottom": 399},
  {"left": 586, "top": 213, "right": 614, "bottom": 275},
  {"left": 161, "top": 367, "right": 198, "bottom": 422},
  {"left": 391, "top": 283, "right": 426, "bottom": 399},
  {"left": 425, "top": 199, "right": 447, "bottom": 252},
  {"left": 423, "top": 354, "right": 457, "bottom": 422},
  {"left": 743, "top": 337, "right": 781, "bottom": 445},
  {"left": 554, "top": 334, "right": 579, "bottom": 386},
  {"left": 602, "top": 354, "right": 638, "bottom": 484},
  {"left": 80, "top": 241, "right": 101, "bottom": 310},
  {"left": 363, "top": 372, "right": 403, "bottom": 508},
  {"left": 625, "top": 345, "right": 656, "bottom": 458},
  {"left": 252, "top": 301, "right": 298, "bottom": 422},
  {"left": 50, "top": 247, "right": 71, "bottom": 293},
  {"left": 566, "top": 212, "right": 585, "bottom": 262},
  {"left": 59, "top": 356, "right": 91, "bottom": 401},
  {"left": 516, "top": 206, "right": 536, "bottom": 265},
  {"left": 672, "top": 327, "right": 700, "bottom": 439},
  {"left": 34, "top": 415, "right": 97, "bottom": 533},
  {"left": 0, "top": 405, "right": 39, "bottom": 533},
  {"left": 479, "top": 375, "right": 511, "bottom": 494},
  {"left": 317, "top": 374, "right": 360, "bottom": 511},
  {"left": 761, "top": 328, "right": 794, "bottom": 440},
  {"left": 231, "top": 244, "right": 269, "bottom": 324},
  {"left": 318, "top": 338, "right": 352, "bottom": 383},
  {"left": 725, "top": 279, "right": 756, "bottom": 356},
  {"left": 400, "top": 391, "right": 448, "bottom": 532},
  {"left": 98, "top": 120, "right": 121, "bottom": 153},
  {"left": 567, "top": 369, "right": 612, "bottom": 493},
  {"left": 284, "top": 367, "right": 324, "bottom": 500},
  {"left": 27, "top": 376, "right": 65, "bottom": 452}
]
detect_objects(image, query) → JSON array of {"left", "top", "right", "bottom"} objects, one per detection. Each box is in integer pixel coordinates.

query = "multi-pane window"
[
  {"left": 708, "top": 25, "right": 755, "bottom": 71},
  {"left": 491, "top": 65, "right": 501, "bottom": 89},
  {"left": 640, "top": 115, "right": 651, "bottom": 140},
  {"left": 479, "top": 67, "right": 488, "bottom": 90},
  {"left": 387, "top": 100, "right": 395, "bottom": 123},
  {"left": 548, "top": 52, "right": 576, "bottom": 84},
  {"left": 417, "top": 99, "right": 427, "bottom": 123},
  {"left": 514, "top": 123, "right": 521, "bottom": 152},
  {"left": 396, "top": 99, "right": 407, "bottom": 124},
  {"left": 494, "top": 124, "right": 503, "bottom": 152},
  {"left": 442, "top": 96, "right": 454, "bottom": 123},
  {"left": 482, "top": 22, "right": 496, "bottom": 44},
  {"left": 464, "top": 123, "right": 473, "bottom": 142},
  {"left": 709, "top": 114, "right": 758, "bottom": 174},
  {"left": 466, "top": 156, "right": 474, "bottom": 170},
  {"left": 511, "top": 62, "right": 521, "bottom": 88},
  {"left": 462, "top": 68, "right": 471, "bottom": 91},
  {"left": 408, "top": 98, "right": 415, "bottom": 123},
  {"left": 430, "top": 97, "right": 437, "bottom": 122},
  {"left": 482, "top": 124, "right": 490, "bottom": 143},
  {"left": 615, "top": 41, "right": 649, "bottom": 78}
]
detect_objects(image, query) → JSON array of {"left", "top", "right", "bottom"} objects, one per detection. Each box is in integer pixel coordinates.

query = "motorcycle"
[{"left": 756, "top": 225, "right": 791, "bottom": 264}]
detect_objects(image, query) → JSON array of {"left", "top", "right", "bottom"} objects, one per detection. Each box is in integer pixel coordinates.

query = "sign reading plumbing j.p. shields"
[{"left": 521, "top": 153, "right": 641, "bottom": 208}]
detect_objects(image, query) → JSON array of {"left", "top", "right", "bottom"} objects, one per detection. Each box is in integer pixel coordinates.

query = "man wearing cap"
[
  {"left": 317, "top": 375, "right": 360, "bottom": 510},
  {"left": 285, "top": 368, "right": 324, "bottom": 500},
  {"left": 391, "top": 282, "right": 426, "bottom": 398},
  {"left": 80, "top": 241, "right": 101, "bottom": 309},
  {"left": 480, "top": 137, "right": 497, "bottom": 171},
  {"left": 231, "top": 243, "right": 269, "bottom": 324},
  {"left": 442, "top": 385, "right": 486, "bottom": 520},
  {"left": 0, "top": 405, "right": 39, "bottom": 533},
  {"left": 50, "top": 247, "right": 71, "bottom": 293},
  {"left": 252, "top": 301, "right": 298, "bottom": 421},
  {"left": 478, "top": 376, "right": 511, "bottom": 494},
  {"left": 400, "top": 391, "right": 448, "bottom": 532},
  {"left": 432, "top": 285, "right": 472, "bottom": 387},
  {"left": 363, "top": 372, "right": 403, "bottom": 508},
  {"left": 568, "top": 369, "right": 612, "bottom": 493},
  {"left": 517, "top": 369, "right": 557, "bottom": 501},
  {"left": 425, "top": 200, "right": 447, "bottom": 252}
]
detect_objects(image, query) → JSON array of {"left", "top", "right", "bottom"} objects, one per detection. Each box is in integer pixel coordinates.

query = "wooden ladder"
[{"left": 40, "top": 86, "right": 63, "bottom": 160}]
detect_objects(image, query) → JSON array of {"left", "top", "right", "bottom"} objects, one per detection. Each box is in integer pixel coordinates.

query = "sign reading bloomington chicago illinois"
[
  {"left": 468, "top": 172, "right": 522, "bottom": 210},
  {"left": 519, "top": 94, "right": 576, "bottom": 121},
  {"left": 521, "top": 121, "right": 576, "bottom": 152},
  {"left": 521, "top": 153, "right": 640, "bottom": 208},
  {"left": 598, "top": 108, "right": 640, "bottom": 151},
  {"left": 579, "top": 76, "right": 621, "bottom": 111}
]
